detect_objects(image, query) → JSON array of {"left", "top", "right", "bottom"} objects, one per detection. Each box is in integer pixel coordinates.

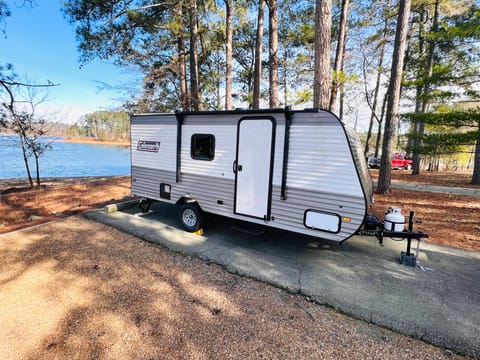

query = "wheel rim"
[{"left": 182, "top": 208, "right": 197, "bottom": 227}]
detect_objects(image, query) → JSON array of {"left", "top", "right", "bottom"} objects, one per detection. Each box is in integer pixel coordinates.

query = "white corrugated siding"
[
  {"left": 287, "top": 123, "right": 362, "bottom": 197},
  {"left": 131, "top": 166, "right": 176, "bottom": 201},
  {"left": 130, "top": 110, "right": 367, "bottom": 243},
  {"left": 180, "top": 112, "right": 285, "bottom": 183},
  {"left": 130, "top": 115, "right": 177, "bottom": 172},
  {"left": 181, "top": 122, "right": 236, "bottom": 180}
]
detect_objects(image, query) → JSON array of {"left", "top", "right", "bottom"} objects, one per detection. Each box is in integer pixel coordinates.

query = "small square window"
[{"left": 191, "top": 134, "right": 215, "bottom": 161}]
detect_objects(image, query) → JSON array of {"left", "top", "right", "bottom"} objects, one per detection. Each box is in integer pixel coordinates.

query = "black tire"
[{"left": 178, "top": 203, "right": 204, "bottom": 232}]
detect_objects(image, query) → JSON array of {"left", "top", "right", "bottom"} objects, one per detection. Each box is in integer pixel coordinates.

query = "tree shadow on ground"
[{"left": 0, "top": 216, "right": 471, "bottom": 359}]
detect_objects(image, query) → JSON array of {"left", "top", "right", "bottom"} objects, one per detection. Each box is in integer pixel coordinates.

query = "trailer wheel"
[
  {"left": 178, "top": 203, "right": 204, "bottom": 232},
  {"left": 406, "top": 164, "right": 412, "bottom": 170}
]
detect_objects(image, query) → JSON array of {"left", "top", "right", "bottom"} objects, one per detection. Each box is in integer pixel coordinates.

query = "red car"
[{"left": 391, "top": 152, "right": 413, "bottom": 170}]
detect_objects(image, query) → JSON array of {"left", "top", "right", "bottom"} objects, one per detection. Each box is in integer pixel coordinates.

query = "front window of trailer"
[{"left": 191, "top": 134, "right": 215, "bottom": 161}]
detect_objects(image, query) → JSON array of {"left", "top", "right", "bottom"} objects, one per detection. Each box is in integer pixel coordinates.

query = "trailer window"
[{"left": 191, "top": 134, "right": 215, "bottom": 161}]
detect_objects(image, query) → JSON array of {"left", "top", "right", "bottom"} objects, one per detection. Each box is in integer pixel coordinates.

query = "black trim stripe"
[
  {"left": 281, "top": 107, "right": 292, "bottom": 200},
  {"left": 180, "top": 108, "right": 285, "bottom": 117},
  {"left": 129, "top": 115, "right": 133, "bottom": 196},
  {"left": 175, "top": 111, "right": 184, "bottom": 183}
]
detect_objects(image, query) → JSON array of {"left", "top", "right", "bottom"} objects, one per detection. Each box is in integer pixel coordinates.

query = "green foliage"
[
  {"left": 294, "top": 89, "right": 312, "bottom": 106},
  {"left": 400, "top": 1, "right": 480, "bottom": 179},
  {"left": 68, "top": 110, "right": 130, "bottom": 141},
  {"left": 404, "top": 109, "right": 480, "bottom": 128},
  {"left": 404, "top": 109, "right": 480, "bottom": 156},
  {"left": 404, "top": 2, "right": 480, "bottom": 102},
  {"left": 60, "top": 0, "right": 479, "bottom": 148},
  {"left": 432, "top": 4, "right": 480, "bottom": 41},
  {"left": 63, "top": 0, "right": 184, "bottom": 111},
  {"left": 65, "top": 123, "right": 87, "bottom": 137}
]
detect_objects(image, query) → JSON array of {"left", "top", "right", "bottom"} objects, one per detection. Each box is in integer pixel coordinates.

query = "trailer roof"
[{"left": 131, "top": 107, "right": 330, "bottom": 118}]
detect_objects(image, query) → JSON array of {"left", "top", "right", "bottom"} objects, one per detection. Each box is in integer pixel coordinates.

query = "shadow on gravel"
[
  {"left": 84, "top": 201, "right": 480, "bottom": 358},
  {"left": 0, "top": 218, "right": 253, "bottom": 359},
  {"left": 0, "top": 211, "right": 477, "bottom": 359}
]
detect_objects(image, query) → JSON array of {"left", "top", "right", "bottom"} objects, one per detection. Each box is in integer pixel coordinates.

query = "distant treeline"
[{"left": 66, "top": 111, "right": 130, "bottom": 141}]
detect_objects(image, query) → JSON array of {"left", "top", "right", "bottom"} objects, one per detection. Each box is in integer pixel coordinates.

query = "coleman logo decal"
[{"left": 137, "top": 140, "right": 160, "bottom": 152}]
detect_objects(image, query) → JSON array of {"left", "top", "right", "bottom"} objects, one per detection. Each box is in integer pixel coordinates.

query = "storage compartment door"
[
  {"left": 234, "top": 118, "right": 274, "bottom": 219},
  {"left": 304, "top": 210, "right": 341, "bottom": 233}
]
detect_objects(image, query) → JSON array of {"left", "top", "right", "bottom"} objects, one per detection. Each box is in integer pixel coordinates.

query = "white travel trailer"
[{"left": 130, "top": 108, "right": 373, "bottom": 243}]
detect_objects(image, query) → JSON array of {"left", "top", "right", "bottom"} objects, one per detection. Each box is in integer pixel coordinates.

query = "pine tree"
[
  {"left": 402, "top": 2, "right": 480, "bottom": 183},
  {"left": 313, "top": 0, "right": 332, "bottom": 109},
  {"left": 377, "top": 0, "right": 411, "bottom": 194}
]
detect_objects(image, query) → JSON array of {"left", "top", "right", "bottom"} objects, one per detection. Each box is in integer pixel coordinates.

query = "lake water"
[{"left": 0, "top": 135, "right": 131, "bottom": 179}]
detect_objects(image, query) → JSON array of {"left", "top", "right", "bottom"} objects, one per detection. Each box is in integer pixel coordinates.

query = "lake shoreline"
[
  {"left": 0, "top": 134, "right": 130, "bottom": 146},
  {"left": 59, "top": 137, "right": 130, "bottom": 146},
  {"left": 0, "top": 175, "right": 131, "bottom": 192}
]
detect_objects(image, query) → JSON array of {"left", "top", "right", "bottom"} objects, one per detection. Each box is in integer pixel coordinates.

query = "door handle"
[{"left": 233, "top": 161, "right": 243, "bottom": 173}]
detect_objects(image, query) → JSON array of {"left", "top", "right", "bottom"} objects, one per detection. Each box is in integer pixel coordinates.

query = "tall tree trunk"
[
  {"left": 339, "top": 78, "right": 345, "bottom": 120},
  {"left": 374, "top": 92, "right": 388, "bottom": 158},
  {"left": 471, "top": 124, "right": 480, "bottom": 185},
  {"left": 216, "top": 60, "right": 222, "bottom": 110},
  {"left": 411, "top": 14, "right": 426, "bottom": 174},
  {"left": 313, "top": 0, "right": 332, "bottom": 109},
  {"left": 363, "top": 52, "right": 384, "bottom": 157},
  {"left": 377, "top": 0, "right": 411, "bottom": 194},
  {"left": 189, "top": 0, "right": 200, "bottom": 111},
  {"left": 176, "top": 1, "right": 188, "bottom": 110},
  {"left": 268, "top": 0, "right": 279, "bottom": 108},
  {"left": 404, "top": 20, "right": 418, "bottom": 155},
  {"left": 1, "top": 83, "right": 34, "bottom": 187},
  {"left": 34, "top": 153, "right": 40, "bottom": 187},
  {"left": 364, "top": 2, "right": 389, "bottom": 157},
  {"left": 19, "top": 135, "right": 34, "bottom": 187},
  {"left": 224, "top": 0, "right": 233, "bottom": 110},
  {"left": 338, "top": 27, "right": 347, "bottom": 120},
  {"left": 364, "top": 110, "right": 375, "bottom": 157},
  {"left": 283, "top": 49, "right": 288, "bottom": 106},
  {"left": 412, "top": 0, "right": 440, "bottom": 175},
  {"left": 329, "top": 0, "right": 349, "bottom": 113},
  {"left": 253, "top": 0, "right": 265, "bottom": 110}
]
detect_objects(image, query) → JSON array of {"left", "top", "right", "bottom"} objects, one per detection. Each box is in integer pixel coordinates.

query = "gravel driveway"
[{"left": 0, "top": 216, "right": 465, "bottom": 359}]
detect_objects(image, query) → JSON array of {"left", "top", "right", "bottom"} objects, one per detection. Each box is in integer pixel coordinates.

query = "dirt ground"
[
  {"left": 1, "top": 171, "right": 478, "bottom": 251},
  {"left": 0, "top": 217, "right": 467, "bottom": 359},
  {"left": 369, "top": 168, "right": 479, "bottom": 188},
  {"left": 0, "top": 176, "right": 132, "bottom": 234},
  {"left": 370, "top": 170, "right": 480, "bottom": 252},
  {"left": 0, "top": 172, "right": 477, "bottom": 358}
]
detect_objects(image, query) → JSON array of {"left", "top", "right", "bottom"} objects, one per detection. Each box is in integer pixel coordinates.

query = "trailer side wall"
[{"left": 131, "top": 110, "right": 369, "bottom": 242}]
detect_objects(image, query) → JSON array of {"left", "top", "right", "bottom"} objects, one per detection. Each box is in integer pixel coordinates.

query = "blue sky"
[{"left": 1, "top": 1, "right": 138, "bottom": 123}]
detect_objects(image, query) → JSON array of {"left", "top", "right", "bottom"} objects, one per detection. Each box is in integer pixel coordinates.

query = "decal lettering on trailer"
[{"left": 137, "top": 140, "right": 160, "bottom": 152}]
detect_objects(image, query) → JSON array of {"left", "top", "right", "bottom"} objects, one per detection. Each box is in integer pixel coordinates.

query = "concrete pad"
[{"left": 84, "top": 202, "right": 480, "bottom": 357}]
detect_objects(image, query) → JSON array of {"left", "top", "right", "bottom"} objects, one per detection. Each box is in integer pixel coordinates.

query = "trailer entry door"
[{"left": 234, "top": 118, "right": 275, "bottom": 219}]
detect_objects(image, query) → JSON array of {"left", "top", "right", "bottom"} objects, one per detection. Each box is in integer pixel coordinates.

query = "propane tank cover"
[{"left": 384, "top": 207, "right": 405, "bottom": 232}]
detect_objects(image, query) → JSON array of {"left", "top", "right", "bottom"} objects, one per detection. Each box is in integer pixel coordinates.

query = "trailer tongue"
[{"left": 358, "top": 208, "right": 429, "bottom": 266}]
